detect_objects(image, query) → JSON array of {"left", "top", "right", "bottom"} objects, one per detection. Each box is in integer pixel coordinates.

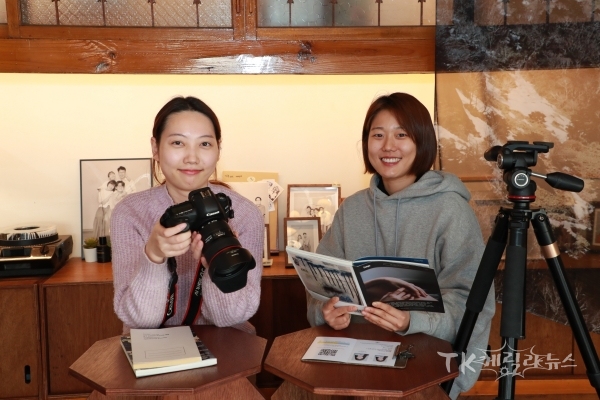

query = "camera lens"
[
  {"left": 200, "top": 220, "right": 256, "bottom": 293},
  {"left": 208, "top": 247, "right": 255, "bottom": 293}
]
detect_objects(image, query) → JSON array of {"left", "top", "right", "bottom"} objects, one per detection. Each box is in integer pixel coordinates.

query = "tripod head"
[{"left": 484, "top": 141, "right": 584, "bottom": 207}]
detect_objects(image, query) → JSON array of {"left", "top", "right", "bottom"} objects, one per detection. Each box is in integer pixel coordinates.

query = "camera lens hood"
[{"left": 208, "top": 246, "right": 256, "bottom": 293}]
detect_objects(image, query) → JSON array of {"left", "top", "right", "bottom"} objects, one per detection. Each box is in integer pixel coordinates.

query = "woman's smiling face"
[
  {"left": 151, "top": 110, "right": 220, "bottom": 204},
  {"left": 367, "top": 109, "right": 417, "bottom": 194}
]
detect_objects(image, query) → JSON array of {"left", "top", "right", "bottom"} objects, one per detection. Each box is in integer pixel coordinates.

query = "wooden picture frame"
[
  {"left": 284, "top": 217, "right": 322, "bottom": 267},
  {"left": 80, "top": 158, "right": 152, "bottom": 250},
  {"left": 592, "top": 209, "right": 600, "bottom": 251},
  {"left": 287, "top": 184, "right": 341, "bottom": 235}
]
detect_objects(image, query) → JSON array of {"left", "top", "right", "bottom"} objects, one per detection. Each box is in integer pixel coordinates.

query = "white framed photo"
[
  {"left": 80, "top": 158, "right": 152, "bottom": 247},
  {"left": 227, "top": 181, "right": 270, "bottom": 224},
  {"left": 284, "top": 217, "right": 322, "bottom": 266},
  {"left": 287, "top": 184, "right": 340, "bottom": 234},
  {"left": 263, "top": 224, "right": 272, "bottom": 266}
]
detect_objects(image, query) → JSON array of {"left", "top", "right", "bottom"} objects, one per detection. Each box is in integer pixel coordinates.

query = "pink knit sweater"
[{"left": 111, "top": 184, "right": 263, "bottom": 334}]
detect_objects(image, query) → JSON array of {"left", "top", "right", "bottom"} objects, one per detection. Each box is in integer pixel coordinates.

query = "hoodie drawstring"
[
  {"left": 374, "top": 189, "right": 379, "bottom": 257},
  {"left": 393, "top": 200, "right": 400, "bottom": 258},
  {"left": 373, "top": 185, "right": 401, "bottom": 258}
]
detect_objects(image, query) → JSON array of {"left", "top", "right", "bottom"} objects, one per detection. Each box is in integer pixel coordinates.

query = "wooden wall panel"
[{"left": 0, "top": 37, "right": 434, "bottom": 74}]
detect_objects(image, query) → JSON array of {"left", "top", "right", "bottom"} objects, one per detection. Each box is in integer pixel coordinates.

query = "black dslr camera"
[{"left": 160, "top": 187, "right": 255, "bottom": 293}]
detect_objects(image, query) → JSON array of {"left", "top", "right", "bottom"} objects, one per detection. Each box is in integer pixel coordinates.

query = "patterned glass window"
[
  {"left": 19, "top": 0, "right": 232, "bottom": 27},
  {"left": 257, "top": 0, "right": 435, "bottom": 27}
]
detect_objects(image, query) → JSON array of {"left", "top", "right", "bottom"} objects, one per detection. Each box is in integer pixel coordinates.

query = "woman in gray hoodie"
[{"left": 306, "top": 92, "right": 495, "bottom": 399}]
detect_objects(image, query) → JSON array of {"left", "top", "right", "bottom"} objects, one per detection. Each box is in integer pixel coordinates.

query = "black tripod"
[{"left": 442, "top": 141, "right": 600, "bottom": 399}]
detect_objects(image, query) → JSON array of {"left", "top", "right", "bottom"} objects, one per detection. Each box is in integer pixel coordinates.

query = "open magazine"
[
  {"left": 286, "top": 247, "right": 444, "bottom": 313},
  {"left": 302, "top": 336, "right": 408, "bottom": 368}
]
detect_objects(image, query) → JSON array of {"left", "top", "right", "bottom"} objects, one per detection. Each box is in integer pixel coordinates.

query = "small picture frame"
[
  {"left": 80, "top": 158, "right": 152, "bottom": 250},
  {"left": 287, "top": 184, "right": 341, "bottom": 235},
  {"left": 284, "top": 217, "right": 322, "bottom": 267},
  {"left": 263, "top": 224, "right": 273, "bottom": 267},
  {"left": 592, "top": 209, "right": 600, "bottom": 251}
]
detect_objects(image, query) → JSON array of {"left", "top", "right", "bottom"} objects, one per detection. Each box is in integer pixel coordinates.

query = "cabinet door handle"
[
  {"left": 236, "top": 0, "right": 241, "bottom": 14},
  {"left": 24, "top": 365, "right": 31, "bottom": 384}
]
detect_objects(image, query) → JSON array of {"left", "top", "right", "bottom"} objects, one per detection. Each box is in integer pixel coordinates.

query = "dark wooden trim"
[
  {"left": 256, "top": 26, "right": 435, "bottom": 41},
  {"left": 233, "top": 0, "right": 246, "bottom": 40},
  {"left": 245, "top": 0, "right": 257, "bottom": 40},
  {"left": 6, "top": 0, "right": 20, "bottom": 38},
  {"left": 0, "top": 38, "right": 435, "bottom": 74},
  {"left": 1, "top": 0, "right": 434, "bottom": 75},
  {"left": 18, "top": 26, "right": 234, "bottom": 41}
]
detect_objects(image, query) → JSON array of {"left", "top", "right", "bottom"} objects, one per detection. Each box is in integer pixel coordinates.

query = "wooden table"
[
  {"left": 264, "top": 324, "right": 458, "bottom": 399},
  {"left": 69, "top": 325, "right": 267, "bottom": 399}
]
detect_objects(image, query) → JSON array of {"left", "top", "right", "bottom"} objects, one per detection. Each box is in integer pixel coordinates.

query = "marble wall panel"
[{"left": 437, "top": 70, "right": 600, "bottom": 257}]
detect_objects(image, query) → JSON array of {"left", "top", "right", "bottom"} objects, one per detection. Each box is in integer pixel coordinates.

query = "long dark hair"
[{"left": 151, "top": 96, "right": 227, "bottom": 187}]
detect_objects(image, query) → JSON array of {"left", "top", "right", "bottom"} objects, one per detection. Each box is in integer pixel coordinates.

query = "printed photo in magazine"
[{"left": 287, "top": 247, "right": 444, "bottom": 313}]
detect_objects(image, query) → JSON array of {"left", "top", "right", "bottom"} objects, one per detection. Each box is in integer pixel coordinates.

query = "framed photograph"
[
  {"left": 226, "top": 181, "right": 270, "bottom": 224},
  {"left": 284, "top": 217, "right": 322, "bottom": 266},
  {"left": 263, "top": 224, "right": 273, "bottom": 267},
  {"left": 222, "top": 171, "right": 280, "bottom": 255},
  {"left": 80, "top": 158, "right": 152, "bottom": 247},
  {"left": 593, "top": 209, "right": 600, "bottom": 251},
  {"left": 287, "top": 184, "right": 341, "bottom": 234}
]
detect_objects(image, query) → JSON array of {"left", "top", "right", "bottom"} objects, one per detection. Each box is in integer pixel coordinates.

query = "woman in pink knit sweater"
[{"left": 111, "top": 96, "right": 263, "bottom": 333}]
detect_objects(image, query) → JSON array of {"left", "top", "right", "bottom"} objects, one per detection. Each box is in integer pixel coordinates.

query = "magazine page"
[
  {"left": 302, "top": 336, "right": 401, "bottom": 368},
  {"left": 353, "top": 259, "right": 445, "bottom": 313},
  {"left": 286, "top": 247, "right": 366, "bottom": 310}
]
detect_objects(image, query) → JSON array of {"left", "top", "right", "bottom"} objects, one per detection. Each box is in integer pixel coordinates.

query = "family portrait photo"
[
  {"left": 80, "top": 158, "right": 152, "bottom": 244},
  {"left": 284, "top": 217, "right": 322, "bottom": 266}
]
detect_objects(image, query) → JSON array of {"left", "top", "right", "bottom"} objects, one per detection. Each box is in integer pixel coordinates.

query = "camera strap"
[{"left": 161, "top": 257, "right": 204, "bottom": 327}]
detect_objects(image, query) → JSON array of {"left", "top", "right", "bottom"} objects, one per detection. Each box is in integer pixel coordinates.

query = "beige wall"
[{"left": 0, "top": 73, "right": 434, "bottom": 255}]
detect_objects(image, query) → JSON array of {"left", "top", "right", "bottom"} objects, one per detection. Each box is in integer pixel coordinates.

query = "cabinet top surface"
[{"left": 39, "top": 254, "right": 298, "bottom": 286}]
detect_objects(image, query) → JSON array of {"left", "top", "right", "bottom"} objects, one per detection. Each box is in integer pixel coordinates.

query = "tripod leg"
[
  {"left": 497, "top": 209, "right": 530, "bottom": 400},
  {"left": 442, "top": 209, "right": 509, "bottom": 395},
  {"left": 532, "top": 211, "right": 600, "bottom": 396}
]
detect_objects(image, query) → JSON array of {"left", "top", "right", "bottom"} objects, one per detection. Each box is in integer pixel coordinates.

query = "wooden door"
[{"left": 0, "top": 279, "right": 41, "bottom": 399}]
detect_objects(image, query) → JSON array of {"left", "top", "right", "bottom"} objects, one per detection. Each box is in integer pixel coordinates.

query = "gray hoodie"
[{"left": 307, "top": 171, "right": 495, "bottom": 399}]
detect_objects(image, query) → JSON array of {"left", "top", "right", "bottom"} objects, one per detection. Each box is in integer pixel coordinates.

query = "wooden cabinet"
[
  {"left": 40, "top": 262, "right": 122, "bottom": 396},
  {"left": 0, "top": 0, "right": 434, "bottom": 74},
  {"left": 0, "top": 278, "right": 42, "bottom": 400},
  {"left": 38, "top": 256, "right": 305, "bottom": 395},
  {"left": 0, "top": 254, "right": 308, "bottom": 400}
]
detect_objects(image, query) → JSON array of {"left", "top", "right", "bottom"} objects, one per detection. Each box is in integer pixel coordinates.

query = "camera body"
[{"left": 160, "top": 187, "right": 255, "bottom": 293}]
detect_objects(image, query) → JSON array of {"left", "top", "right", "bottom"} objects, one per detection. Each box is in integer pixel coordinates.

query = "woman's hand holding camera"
[
  {"left": 190, "top": 231, "right": 207, "bottom": 265},
  {"left": 145, "top": 221, "right": 194, "bottom": 264}
]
